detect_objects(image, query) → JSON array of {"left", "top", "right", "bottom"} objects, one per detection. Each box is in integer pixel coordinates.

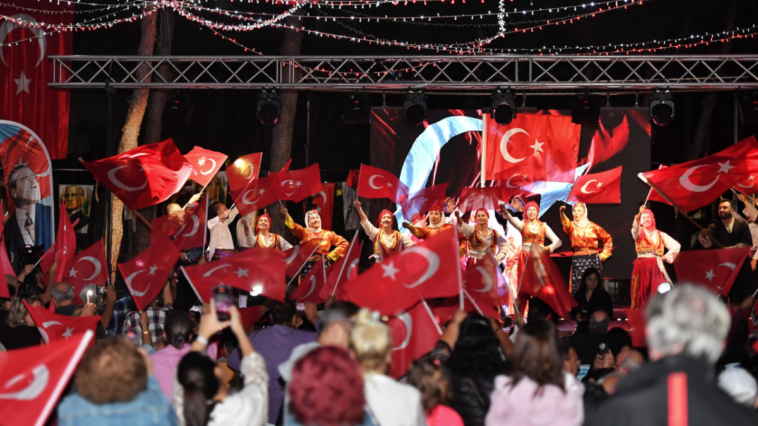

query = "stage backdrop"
[{"left": 370, "top": 108, "right": 651, "bottom": 280}]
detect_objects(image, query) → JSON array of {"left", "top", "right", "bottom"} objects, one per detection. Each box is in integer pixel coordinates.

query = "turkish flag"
[
  {"left": 118, "top": 236, "right": 181, "bottom": 312},
  {"left": 645, "top": 137, "right": 758, "bottom": 212},
  {"left": 623, "top": 308, "right": 647, "bottom": 348},
  {"left": 24, "top": 301, "right": 100, "bottom": 345},
  {"left": 227, "top": 152, "right": 263, "bottom": 192},
  {"left": 0, "top": 4, "right": 72, "bottom": 159},
  {"left": 53, "top": 202, "right": 76, "bottom": 283},
  {"left": 182, "top": 247, "right": 286, "bottom": 303},
  {"left": 346, "top": 169, "right": 361, "bottom": 190},
  {"left": 0, "top": 125, "right": 54, "bottom": 215},
  {"left": 357, "top": 164, "right": 409, "bottom": 204},
  {"left": 291, "top": 258, "right": 327, "bottom": 304},
  {"left": 230, "top": 175, "right": 281, "bottom": 216},
  {"left": 184, "top": 147, "right": 227, "bottom": 187},
  {"left": 673, "top": 247, "right": 751, "bottom": 297},
  {"left": 462, "top": 254, "right": 507, "bottom": 319},
  {"left": 388, "top": 301, "right": 442, "bottom": 379},
  {"left": 312, "top": 183, "right": 335, "bottom": 231},
  {"left": 0, "top": 330, "right": 93, "bottom": 426},
  {"left": 485, "top": 114, "right": 580, "bottom": 183},
  {"left": 321, "top": 233, "right": 362, "bottom": 300},
  {"left": 587, "top": 115, "right": 630, "bottom": 172},
  {"left": 283, "top": 239, "right": 322, "bottom": 278},
  {"left": 400, "top": 183, "right": 450, "bottom": 220},
  {"left": 81, "top": 139, "right": 193, "bottom": 211},
  {"left": 429, "top": 300, "right": 459, "bottom": 328},
  {"left": 275, "top": 164, "right": 322, "bottom": 203},
  {"left": 151, "top": 197, "right": 207, "bottom": 250},
  {"left": 66, "top": 239, "right": 108, "bottom": 305},
  {"left": 343, "top": 227, "right": 462, "bottom": 315},
  {"left": 462, "top": 290, "right": 500, "bottom": 321},
  {"left": 458, "top": 186, "right": 521, "bottom": 213},
  {"left": 568, "top": 166, "right": 623, "bottom": 204},
  {"left": 520, "top": 243, "right": 577, "bottom": 318}
]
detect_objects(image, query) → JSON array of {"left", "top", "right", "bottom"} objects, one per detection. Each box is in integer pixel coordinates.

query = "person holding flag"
[
  {"left": 631, "top": 206, "right": 680, "bottom": 309},
  {"left": 455, "top": 209, "right": 509, "bottom": 266},
  {"left": 559, "top": 202, "right": 613, "bottom": 294},
  {"left": 501, "top": 201, "right": 562, "bottom": 273},
  {"left": 402, "top": 204, "right": 456, "bottom": 240},
  {"left": 239, "top": 213, "right": 293, "bottom": 252},
  {"left": 354, "top": 200, "right": 404, "bottom": 261},
  {"left": 280, "top": 206, "right": 349, "bottom": 280}
]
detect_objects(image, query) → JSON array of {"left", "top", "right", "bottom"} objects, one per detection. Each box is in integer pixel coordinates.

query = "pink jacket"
[{"left": 485, "top": 373, "right": 584, "bottom": 426}]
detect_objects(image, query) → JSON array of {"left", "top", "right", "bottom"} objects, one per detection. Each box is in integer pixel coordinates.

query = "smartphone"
[
  {"left": 213, "top": 284, "right": 233, "bottom": 321},
  {"left": 296, "top": 302, "right": 305, "bottom": 312}
]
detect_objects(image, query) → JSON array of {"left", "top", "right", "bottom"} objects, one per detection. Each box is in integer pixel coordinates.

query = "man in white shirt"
[
  {"left": 236, "top": 212, "right": 256, "bottom": 250},
  {"left": 206, "top": 202, "right": 238, "bottom": 261}
]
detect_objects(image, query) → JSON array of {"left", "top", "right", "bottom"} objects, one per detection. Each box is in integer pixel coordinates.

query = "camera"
[{"left": 19, "top": 245, "right": 44, "bottom": 267}]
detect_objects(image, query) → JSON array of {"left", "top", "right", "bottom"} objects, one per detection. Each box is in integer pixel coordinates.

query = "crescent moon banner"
[
  {"left": 117, "top": 235, "right": 181, "bottom": 312},
  {"left": 290, "top": 258, "right": 327, "bottom": 304},
  {"left": 568, "top": 166, "right": 622, "bottom": 204},
  {"left": 673, "top": 246, "right": 752, "bottom": 297},
  {"left": 227, "top": 152, "right": 263, "bottom": 192},
  {"left": 386, "top": 301, "right": 441, "bottom": 379},
  {"left": 184, "top": 146, "right": 227, "bottom": 187}
]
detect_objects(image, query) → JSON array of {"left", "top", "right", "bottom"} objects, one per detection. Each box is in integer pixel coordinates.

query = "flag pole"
[
  {"left": 481, "top": 114, "right": 487, "bottom": 189},
  {"left": 203, "top": 196, "right": 209, "bottom": 249},
  {"left": 421, "top": 300, "right": 443, "bottom": 335},
  {"left": 180, "top": 266, "right": 204, "bottom": 302},
  {"left": 637, "top": 173, "right": 724, "bottom": 248},
  {"left": 332, "top": 231, "right": 359, "bottom": 296},
  {"left": 462, "top": 289, "right": 484, "bottom": 316}
]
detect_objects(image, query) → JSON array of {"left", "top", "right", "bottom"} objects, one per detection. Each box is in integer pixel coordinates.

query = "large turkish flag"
[
  {"left": 66, "top": 239, "right": 108, "bottom": 305},
  {"left": 151, "top": 197, "right": 207, "bottom": 250},
  {"left": 485, "top": 114, "right": 580, "bottom": 183},
  {"left": 673, "top": 247, "right": 751, "bottom": 297},
  {"left": 357, "top": 164, "right": 409, "bottom": 204},
  {"left": 568, "top": 166, "right": 623, "bottom": 204},
  {"left": 275, "top": 164, "right": 322, "bottom": 203},
  {"left": 24, "top": 301, "right": 100, "bottom": 345},
  {"left": 184, "top": 147, "right": 227, "bottom": 187},
  {"left": 226, "top": 152, "right": 262, "bottom": 192},
  {"left": 118, "top": 236, "right": 181, "bottom": 311},
  {"left": 387, "top": 301, "right": 441, "bottom": 379},
  {"left": 0, "top": 5, "right": 72, "bottom": 159}
]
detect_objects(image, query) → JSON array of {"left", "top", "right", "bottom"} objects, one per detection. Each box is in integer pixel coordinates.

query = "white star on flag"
[
  {"left": 69, "top": 268, "right": 78, "bottom": 278},
  {"left": 149, "top": 265, "right": 158, "bottom": 275},
  {"left": 16, "top": 157, "right": 28, "bottom": 168},
  {"left": 387, "top": 182, "right": 393, "bottom": 187},
  {"left": 62, "top": 327, "right": 74, "bottom": 339},
  {"left": 259, "top": 189, "right": 265, "bottom": 195},
  {"left": 717, "top": 161, "right": 735, "bottom": 174},
  {"left": 295, "top": 181, "right": 302, "bottom": 187},
  {"left": 530, "top": 140, "right": 545, "bottom": 154},
  {"left": 198, "top": 158, "right": 206, "bottom": 166},
  {"left": 596, "top": 182, "right": 603, "bottom": 189},
  {"left": 234, "top": 268, "right": 249, "bottom": 278},
  {"left": 705, "top": 270, "right": 715, "bottom": 281},
  {"left": 14, "top": 71, "right": 31, "bottom": 95},
  {"left": 381, "top": 262, "right": 400, "bottom": 280}
]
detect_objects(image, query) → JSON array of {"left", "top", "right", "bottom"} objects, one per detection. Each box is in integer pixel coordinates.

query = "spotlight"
[
  {"left": 650, "top": 90, "right": 674, "bottom": 126},
  {"left": 571, "top": 94, "right": 600, "bottom": 126},
  {"left": 403, "top": 91, "right": 427, "bottom": 125},
  {"left": 256, "top": 90, "right": 280, "bottom": 125},
  {"left": 739, "top": 92, "right": 758, "bottom": 126},
  {"left": 491, "top": 89, "right": 516, "bottom": 125},
  {"left": 342, "top": 92, "right": 372, "bottom": 125}
]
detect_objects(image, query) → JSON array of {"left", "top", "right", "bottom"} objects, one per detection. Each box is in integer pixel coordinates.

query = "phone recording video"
[{"left": 213, "top": 284, "right": 233, "bottom": 321}]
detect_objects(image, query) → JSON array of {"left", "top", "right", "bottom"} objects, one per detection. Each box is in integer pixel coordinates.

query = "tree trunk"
[
  {"left": 109, "top": 11, "right": 158, "bottom": 281},
  {"left": 270, "top": 11, "right": 304, "bottom": 235},
  {"left": 135, "top": 10, "right": 176, "bottom": 255}
]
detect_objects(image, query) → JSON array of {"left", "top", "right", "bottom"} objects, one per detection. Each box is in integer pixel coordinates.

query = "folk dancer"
[
  {"left": 560, "top": 202, "right": 613, "bottom": 294},
  {"left": 280, "top": 206, "right": 349, "bottom": 281},
  {"left": 454, "top": 208, "right": 509, "bottom": 267},
  {"left": 354, "top": 201, "right": 404, "bottom": 261},
  {"left": 239, "top": 213, "right": 293, "bottom": 251},
  {"left": 631, "top": 206, "right": 680, "bottom": 309}
]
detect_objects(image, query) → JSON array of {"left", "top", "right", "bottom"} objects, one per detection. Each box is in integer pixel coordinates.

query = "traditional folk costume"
[
  {"left": 286, "top": 209, "right": 349, "bottom": 280},
  {"left": 631, "top": 209, "right": 680, "bottom": 309},
  {"left": 507, "top": 202, "right": 562, "bottom": 281},
  {"left": 404, "top": 205, "right": 464, "bottom": 258},
  {"left": 560, "top": 203, "right": 613, "bottom": 294},
  {"left": 458, "top": 209, "right": 509, "bottom": 266},
  {"left": 239, "top": 213, "right": 293, "bottom": 252},
  {"left": 361, "top": 209, "right": 404, "bottom": 262}
]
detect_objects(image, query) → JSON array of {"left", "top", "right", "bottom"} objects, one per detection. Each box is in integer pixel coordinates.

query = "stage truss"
[{"left": 51, "top": 54, "right": 758, "bottom": 92}]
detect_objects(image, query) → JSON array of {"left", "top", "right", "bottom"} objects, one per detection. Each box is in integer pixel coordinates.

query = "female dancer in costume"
[
  {"left": 631, "top": 206, "right": 680, "bottom": 309},
  {"left": 560, "top": 202, "right": 613, "bottom": 294},
  {"left": 454, "top": 208, "right": 509, "bottom": 266},
  {"left": 240, "top": 213, "right": 293, "bottom": 251},
  {"left": 402, "top": 204, "right": 455, "bottom": 239},
  {"left": 280, "top": 206, "right": 349, "bottom": 279},
  {"left": 354, "top": 201, "right": 404, "bottom": 261}
]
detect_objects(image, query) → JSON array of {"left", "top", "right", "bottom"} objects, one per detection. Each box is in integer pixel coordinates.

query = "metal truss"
[{"left": 50, "top": 54, "right": 758, "bottom": 91}]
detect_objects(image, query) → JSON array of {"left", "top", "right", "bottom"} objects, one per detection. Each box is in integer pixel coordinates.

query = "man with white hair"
[{"left": 585, "top": 285, "right": 757, "bottom": 425}]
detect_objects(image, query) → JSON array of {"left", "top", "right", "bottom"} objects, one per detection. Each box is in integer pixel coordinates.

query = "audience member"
[
  {"left": 0, "top": 283, "right": 17, "bottom": 314},
  {"left": 719, "top": 368, "right": 758, "bottom": 409},
  {"left": 586, "top": 285, "right": 757, "bottom": 425},
  {"left": 562, "top": 345, "right": 581, "bottom": 377},
  {"left": 174, "top": 301, "right": 267, "bottom": 426},
  {"left": 57, "top": 337, "right": 177, "bottom": 425},
  {"left": 227, "top": 299, "right": 317, "bottom": 425},
  {"left": 151, "top": 310, "right": 195, "bottom": 399},
  {"left": 486, "top": 319, "right": 584, "bottom": 426},
  {"left": 407, "top": 358, "right": 464, "bottom": 426},
  {"left": 287, "top": 346, "right": 377, "bottom": 426},
  {"left": 123, "top": 283, "right": 174, "bottom": 345},
  {"left": 0, "top": 296, "right": 42, "bottom": 350},
  {"left": 350, "top": 308, "right": 426, "bottom": 426},
  {"left": 571, "top": 310, "right": 610, "bottom": 366},
  {"left": 51, "top": 282, "right": 76, "bottom": 314},
  {"left": 570, "top": 268, "right": 613, "bottom": 334}
]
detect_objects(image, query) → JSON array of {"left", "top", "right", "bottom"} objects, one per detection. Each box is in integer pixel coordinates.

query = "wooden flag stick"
[{"left": 637, "top": 173, "right": 723, "bottom": 248}]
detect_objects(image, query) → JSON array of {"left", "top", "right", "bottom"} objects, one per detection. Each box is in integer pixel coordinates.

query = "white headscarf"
[
  {"left": 305, "top": 209, "right": 322, "bottom": 233},
  {"left": 572, "top": 202, "right": 591, "bottom": 229}
]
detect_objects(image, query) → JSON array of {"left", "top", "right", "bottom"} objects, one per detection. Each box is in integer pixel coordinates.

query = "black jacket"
[
  {"left": 570, "top": 289, "right": 614, "bottom": 325},
  {"left": 584, "top": 354, "right": 757, "bottom": 426},
  {"left": 449, "top": 374, "right": 496, "bottom": 426},
  {"left": 703, "top": 217, "right": 753, "bottom": 248}
]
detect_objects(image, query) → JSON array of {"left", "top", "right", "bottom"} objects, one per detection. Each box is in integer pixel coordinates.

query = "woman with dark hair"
[
  {"left": 287, "top": 346, "right": 377, "bottom": 426},
  {"left": 486, "top": 319, "right": 584, "bottom": 426},
  {"left": 0, "top": 296, "right": 42, "bottom": 350},
  {"left": 407, "top": 358, "right": 464, "bottom": 426},
  {"left": 570, "top": 268, "right": 613, "bottom": 334},
  {"left": 151, "top": 311, "right": 195, "bottom": 399},
  {"left": 174, "top": 301, "right": 267, "bottom": 426}
]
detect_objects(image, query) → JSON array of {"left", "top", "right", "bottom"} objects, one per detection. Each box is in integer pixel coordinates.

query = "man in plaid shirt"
[{"left": 122, "top": 282, "right": 174, "bottom": 345}]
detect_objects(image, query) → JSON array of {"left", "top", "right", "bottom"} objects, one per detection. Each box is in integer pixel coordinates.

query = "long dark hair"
[
  {"left": 576, "top": 267, "right": 603, "bottom": 296},
  {"left": 165, "top": 311, "right": 194, "bottom": 350},
  {"left": 447, "top": 313, "right": 507, "bottom": 378},
  {"left": 509, "top": 319, "right": 565, "bottom": 395},
  {"left": 177, "top": 352, "right": 219, "bottom": 426}
]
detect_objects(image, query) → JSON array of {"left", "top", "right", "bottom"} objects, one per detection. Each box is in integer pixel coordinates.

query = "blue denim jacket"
[{"left": 57, "top": 376, "right": 177, "bottom": 426}]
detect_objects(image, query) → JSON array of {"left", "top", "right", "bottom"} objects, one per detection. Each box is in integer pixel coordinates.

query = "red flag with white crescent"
[
  {"left": 118, "top": 236, "right": 181, "bottom": 312},
  {"left": 400, "top": 183, "right": 449, "bottom": 221},
  {"left": 275, "top": 164, "right": 322, "bottom": 203},
  {"left": 673, "top": 247, "right": 751, "bottom": 297},
  {"left": 230, "top": 175, "right": 281, "bottom": 216},
  {"left": 568, "top": 166, "right": 623, "bottom": 204},
  {"left": 520, "top": 243, "right": 577, "bottom": 318},
  {"left": 24, "top": 301, "right": 100, "bottom": 345},
  {"left": 0, "top": 4, "right": 73, "bottom": 159},
  {"left": 283, "top": 239, "right": 322, "bottom": 278},
  {"left": 0, "top": 330, "right": 93, "bottom": 426},
  {"left": 343, "top": 227, "right": 462, "bottom": 316},
  {"left": 461, "top": 254, "right": 504, "bottom": 320},
  {"left": 357, "top": 164, "right": 409, "bottom": 204},
  {"left": 226, "top": 152, "right": 262, "bottom": 192},
  {"left": 151, "top": 197, "right": 207, "bottom": 250},
  {"left": 81, "top": 139, "right": 193, "bottom": 211},
  {"left": 290, "top": 258, "right": 327, "bottom": 304},
  {"left": 312, "top": 183, "right": 335, "bottom": 231},
  {"left": 458, "top": 186, "right": 525, "bottom": 213},
  {"left": 65, "top": 239, "right": 108, "bottom": 305},
  {"left": 387, "top": 301, "right": 441, "bottom": 379},
  {"left": 322, "top": 232, "right": 362, "bottom": 301},
  {"left": 184, "top": 147, "right": 227, "bottom": 187}
]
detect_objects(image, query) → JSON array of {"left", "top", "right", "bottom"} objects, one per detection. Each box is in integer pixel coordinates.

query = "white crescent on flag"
[
  {"left": 401, "top": 246, "right": 440, "bottom": 289},
  {"left": 392, "top": 312, "right": 413, "bottom": 350},
  {"left": 474, "top": 266, "right": 493, "bottom": 292},
  {"left": 499, "top": 128, "right": 529, "bottom": 164},
  {"left": 368, "top": 175, "right": 385, "bottom": 190},
  {"left": 0, "top": 365, "right": 49, "bottom": 401},
  {"left": 679, "top": 165, "right": 720, "bottom": 193},
  {"left": 199, "top": 158, "right": 217, "bottom": 175},
  {"left": 125, "top": 270, "right": 148, "bottom": 296},
  {"left": 107, "top": 165, "right": 148, "bottom": 192},
  {"left": 79, "top": 256, "right": 102, "bottom": 281}
]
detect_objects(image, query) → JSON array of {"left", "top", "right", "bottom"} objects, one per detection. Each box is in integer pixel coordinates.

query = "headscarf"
[
  {"left": 305, "top": 209, "right": 322, "bottom": 233},
  {"left": 427, "top": 205, "right": 445, "bottom": 227},
  {"left": 377, "top": 209, "right": 395, "bottom": 228},
  {"left": 474, "top": 208, "right": 490, "bottom": 219},
  {"left": 256, "top": 213, "right": 272, "bottom": 233},
  {"left": 524, "top": 201, "right": 540, "bottom": 221},
  {"left": 429, "top": 205, "right": 444, "bottom": 213},
  {"left": 572, "top": 202, "right": 590, "bottom": 228},
  {"left": 640, "top": 208, "right": 656, "bottom": 230}
]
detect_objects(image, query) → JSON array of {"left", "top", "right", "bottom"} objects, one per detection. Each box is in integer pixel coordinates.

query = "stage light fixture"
[
  {"left": 739, "top": 92, "right": 758, "bottom": 125},
  {"left": 650, "top": 90, "right": 675, "bottom": 126},
  {"left": 571, "top": 94, "right": 600, "bottom": 126},
  {"left": 403, "top": 91, "right": 427, "bottom": 125},
  {"left": 256, "top": 90, "right": 280, "bottom": 125},
  {"left": 491, "top": 89, "right": 516, "bottom": 125},
  {"left": 342, "top": 92, "right": 372, "bottom": 125}
]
